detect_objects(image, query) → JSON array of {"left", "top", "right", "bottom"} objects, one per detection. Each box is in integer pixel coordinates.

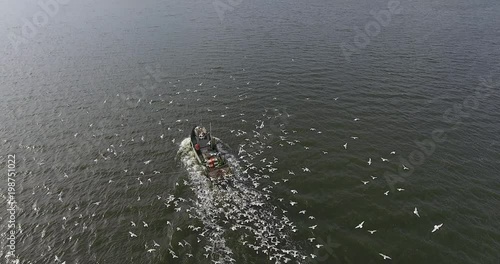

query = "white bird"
[
  {"left": 362, "top": 181, "right": 369, "bottom": 185},
  {"left": 343, "top": 143, "right": 348, "bottom": 149},
  {"left": 129, "top": 231, "right": 137, "bottom": 237},
  {"left": 402, "top": 164, "right": 409, "bottom": 170},
  {"left": 355, "top": 221, "right": 364, "bottom": 229},
  {"left": 130, "top": 221, "right": 136, "bottom": 227},
  {"left": 414, "top": 207, "right": 420, "bottom": 217},
  {"left": 381, "top": 157, "right": 389, "bottom": 162},
  {"left": 288, "top": 170, "right": 295, "bottom": 175},
  {"left": 367, "top": 158, "right": 372, "bottom": 165},
  {"left": 370, "top": 175, "right": 377, "bottom": 180},
  {"left": 153, "top": 240, "right": 160, "bottom": 247},
  {"left": 379, "top": 253, "right": 391, "bottom": 260},
  {"left": 397, "top": 188, "right": 405, "bottom": 191},
  {"left": 143, "top": 221, "right": 148, "bottom": 227},
  {"left": 353, "top": 118, "right": 360, "bottom": 121},
  {"left": 384, "top": 191, "right": 389, "bottom": 195},
  {"left": 144, "top": 160, "right": 152, "bottom": 165},
  {"left": 147, "top": 249, "right": 156, "bottom": 253},
  {"left": 351, "top": 136, "right": 358, "bottom": 139},
  {"left": 432, "top": 223, "right": 443, "bottom": 233},
  {"left": 299, "top": 210, "right": 306, "bottom": 214},
  {"left": 308, "top": 216, "right": 315, "bottom": 220},
  {"left": 291, "top": 190, "right": 298, "bottom": 194},
  {"left": 309, "top": 225, "right": 317, "bottom": 230},
  {"left": 390, "top": 151, "right": 396, "bottom": 155},
  {"left": 302, "top": 167, "right": 310, "bottom": 172},
  {"left": 307, "top": 237, "right": 315, "bottom": 242},
  {"left": 368, "top": 230, "right": 377, "bottom": 234},
  {"left": 316, "top": 244, "right": 324, "bottom": 248}
]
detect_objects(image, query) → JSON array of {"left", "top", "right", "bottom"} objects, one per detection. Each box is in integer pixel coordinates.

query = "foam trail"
[{"left": 178, "top": 137, "right": 308, "bottom": 263}]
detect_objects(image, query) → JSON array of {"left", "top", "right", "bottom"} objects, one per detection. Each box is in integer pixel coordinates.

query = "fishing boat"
[{"left": 190, "top": 125, "right": 233, "bottom": 182}]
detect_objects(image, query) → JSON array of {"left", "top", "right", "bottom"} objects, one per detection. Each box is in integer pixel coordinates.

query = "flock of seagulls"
[{"left": 23, "top": 76, "right": 446, "bottom": 264}]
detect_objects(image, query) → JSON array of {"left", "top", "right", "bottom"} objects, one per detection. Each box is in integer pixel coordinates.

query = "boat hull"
[{"left": 190, "top": 126, "right": 233, "bottom": 181}]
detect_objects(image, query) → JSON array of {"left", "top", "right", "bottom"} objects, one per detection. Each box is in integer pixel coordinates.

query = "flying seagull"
[
  {"left": 414, "top": 207, "right": 420, "bottom": 217},
  {"left": 432, "top": 223, "right": 443, "bottom": 233},
  {"left": 379, "top": 253, "right": 391, "bottom": 260}
]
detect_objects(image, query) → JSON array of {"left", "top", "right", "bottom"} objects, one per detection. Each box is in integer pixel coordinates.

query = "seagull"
[
  {"left": 129, "top": 231, "right": 137, "bottom": 238},
  {"left": 316, "top": 244, "right": 324, "bottom": 249},
  {"left": 302, "top": 167, "right": 310, "bottom": 172},
  {"left": 355, "top": 221, "right": 364, "bottom": 229},
  {"left": 307, "top": 238, "right": 315, "bottom": 242},
  {"left": 390, "top": 151, "right": 396, "bottom": 155},
  {"left": 309, "top": 225, "right": 317, "bottom": 230},
  {"left": 343, "top": 143, "right": 348, "bottom": 149},
  {"left": 291, "top": 190, "right": 298, "bottom": 194},
  {"left": 432, "top": 223, "right": 443, "bottom": 233},
  {"left": 402, "top": 164, "right": 409, "bottom": 170},
  {"left": 368, "top": 230, "right": 377, "bottom": 234},
  {"left": 351, "top": 136, "right": 358, "bottom": 139},
  {"left": 288, "top": 170, "right": 295, "bottom": 175},
  {"left": 414, "top": 207, "right": 420, "bottom": 217},
  {"left": 379, "top": 253, "right": 391, "bottom": 260},
  {"left": 367, "top": 158, "right": 372, "bottom": 165},
  {"left": 153, "top": 240, "right": 160, "bottom": 247},
  {"left": 362, "top": 181, "right": 369, "bottom": 185},
  {"left": 353, "top": 118, "right": 360, "bottom": 121},
  {"left": 147, "top": 249, "right": 156, "bottom": 253},
  {"left": 308, "top": 216, "right": 315, "bottom": 220},
  {"left": 144, "top": 160, "right": 152, "bottom": 165},
  {"left": 130, "top": 221, "right": 136, "bottom": 227},
  {"left": 299, "top": 210, "right": 306, "bottom": 214},
  {"left": 370, "top": 175, "right": 377, "bottom": 180},
  {"left": 381, "top": 157, "right": 389, "bottom": 162},
  {"left": 397, "top": 188, "right": 405, "bottom": 191},
  {"left": 384, "top": 191, "right": 389, "bottom": 195}
]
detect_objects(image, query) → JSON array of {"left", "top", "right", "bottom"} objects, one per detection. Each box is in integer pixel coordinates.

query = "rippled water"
[{"left": 1, "top": 0, "right": 500, "bottom": 263}]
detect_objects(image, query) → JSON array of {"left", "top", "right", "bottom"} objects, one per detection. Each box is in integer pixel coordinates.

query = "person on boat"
[{"left": 195, "top": 143, "right": 201, "bottom": 154}]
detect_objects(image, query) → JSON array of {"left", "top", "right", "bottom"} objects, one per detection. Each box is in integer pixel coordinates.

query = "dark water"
[{"left": 1, "top": 0, "right": 500, "bottom": 263}]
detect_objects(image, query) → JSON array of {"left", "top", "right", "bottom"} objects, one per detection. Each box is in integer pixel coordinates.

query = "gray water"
[{"left": 1, "top": 0, "right": 500, "bottom": 263}]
